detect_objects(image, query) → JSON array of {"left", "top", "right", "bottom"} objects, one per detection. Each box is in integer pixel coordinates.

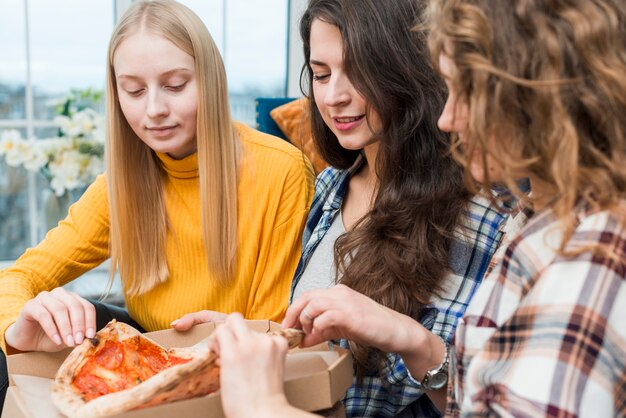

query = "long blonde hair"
[
  {"left": 106, "top": 0, "right": 240, "bottom": 296},
  {"left": 428, "top": 0, "right": 626, "bottom": 250}
]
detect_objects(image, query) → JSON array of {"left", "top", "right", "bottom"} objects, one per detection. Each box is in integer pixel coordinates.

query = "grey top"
[{"left": 292, "top": 210, "right": 346, "bottom": 301}]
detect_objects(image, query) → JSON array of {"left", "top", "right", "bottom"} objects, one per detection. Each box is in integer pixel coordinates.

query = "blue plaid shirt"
[{"left": 290, "top": 156, "right": 510, "bottom": 417}]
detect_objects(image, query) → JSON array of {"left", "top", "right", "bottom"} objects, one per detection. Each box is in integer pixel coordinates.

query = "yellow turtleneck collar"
[{"left": 156, "top": 152, "right": 199, "bottom": 179}]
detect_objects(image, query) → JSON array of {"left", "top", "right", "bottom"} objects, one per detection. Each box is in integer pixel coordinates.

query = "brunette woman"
[{"left": 264, "top": 0, "right": 506, "bottom": 416}]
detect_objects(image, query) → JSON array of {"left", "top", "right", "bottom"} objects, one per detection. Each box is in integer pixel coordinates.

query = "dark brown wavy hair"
[
  {"left": 428, "top": 0, "right": 626, "bottom": 250},
  {"left": 300, "top": 0, "right": 470, "bottom": 380}
]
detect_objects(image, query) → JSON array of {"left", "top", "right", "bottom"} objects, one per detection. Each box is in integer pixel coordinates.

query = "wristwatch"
[{"left": 420, "top": 337, "right": 449, "bottom": 391}]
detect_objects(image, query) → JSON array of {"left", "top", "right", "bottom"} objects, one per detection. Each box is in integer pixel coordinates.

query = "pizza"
[{"left": 50, "top": 320, "right": 303, "bottom": 418}]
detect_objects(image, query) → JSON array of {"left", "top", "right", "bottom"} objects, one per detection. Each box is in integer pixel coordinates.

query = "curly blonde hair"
[{"left": 428, "top": 0, "right": 626, "bottom": 250}]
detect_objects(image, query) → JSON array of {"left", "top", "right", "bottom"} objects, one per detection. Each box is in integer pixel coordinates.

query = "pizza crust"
[
  {"left": 51, "top": 320, "right": 217, "bottom": 418},
  {"left": 68, "top": 349, "right": 218, "bottom": 418},
  {"left": 51, "top": 320, "right": 304, "bottom": 418},
  {"left": 273, "top": 327, "right": 305, "bottom": 349},
  {"left": 51, "top": 320, "right": 143, "bottom": 417}
]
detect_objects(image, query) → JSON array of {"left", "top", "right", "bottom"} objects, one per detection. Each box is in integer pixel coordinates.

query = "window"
[
  {"left": 180, "top": 0, "right": 289, "bottom": 124},
  {"left": 0, "top": 0, "right": 113, "bottom": 264}
]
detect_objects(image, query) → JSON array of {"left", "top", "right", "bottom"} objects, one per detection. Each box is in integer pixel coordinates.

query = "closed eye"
[
  {"left": 126, "top": 89, "right": 144, "bottom": 97},
  {"left": 312, "top": 74, "right": 329, "bottom": 82},
  {"left": 166, "top": 83, "right": 186, "bottom": 92}
]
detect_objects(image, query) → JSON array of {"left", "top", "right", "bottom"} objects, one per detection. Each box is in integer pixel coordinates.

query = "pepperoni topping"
[
  {"left": 71, "top": 337, "right": 193, "bottom": 402},
  {"left": 73, "top": 373, "right": 109, "bottom": 401},
  {"left": 94, "top": 340, "right": 125, "bottom": 369}
]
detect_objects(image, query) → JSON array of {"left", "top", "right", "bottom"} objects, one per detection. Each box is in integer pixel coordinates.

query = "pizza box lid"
[{"left": 2, "top": 320, "right": 353, "bottom": 418}]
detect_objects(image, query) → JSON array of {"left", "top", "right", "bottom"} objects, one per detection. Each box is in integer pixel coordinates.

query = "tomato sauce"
[{"left": 72, "top": 338, "right": 192, "bottom": 401}]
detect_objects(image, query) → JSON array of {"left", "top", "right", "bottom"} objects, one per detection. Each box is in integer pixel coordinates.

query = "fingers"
[
  {"left": 286, "top": 290, "right": 348, "bottom": 334},
  {"left": 221, "top": 314, "right": 288, "bottom": 375},
  {"left": 283, "top": 290, "right": 318, "bottom": 329},
  {"left": 35, "top": 291, "right": 72, "bottom": 346},
  {"left": 171, "top": 310, "right": 228, "bottom": 331},
  {"left": 26, "top": 288, "right": 94, "bottom": 347},
  {"left": 215, "top": 314, "right": 290, "bottom": 417},
  {"left": 298, "top": 309, "right": 349, "bottom": 347},
  {"left": 21, "top": 299, "right": 64, "bottom": 347},
  {"left": 210, "top": 313, "right": 241, "bottom": 359},
  {"left": 271, "top": 334, "right": 289, "bottom": 363},
  {"left": 210, "top": 313, "right": 247, "bottom": 361},
  {"left": 283, "top": 285, "right": 354, "bottom": 329},
  {"left": 212, "top": 313, "right": 289, "bottom": 360},
  {"left": 170, "top": 313, "right": 203, "bottom": 331},
  {"left": 283, "top": 285, "right": 390, "bottom": 348},
  {"left": 52, "top": 289, "right": 94, "bottom": 345},
  {"left": 223, "top": 312, "right": 249, "bottom": 336},
  {"left": 81, "top": 297, "right": 97, "bottom": 339}
]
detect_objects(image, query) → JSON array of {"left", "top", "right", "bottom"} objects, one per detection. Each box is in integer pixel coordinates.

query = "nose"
[
  {"left": 323, "top": 73, "right": 351, "bottom": 108},
  {"left": 146, "top": 89, "right": 169, "bottom": 119},
  {"left": 437, "top": 96, "right": 455, "bottom": 133}
]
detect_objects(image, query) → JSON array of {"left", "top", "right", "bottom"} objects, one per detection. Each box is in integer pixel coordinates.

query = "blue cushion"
[{"left": 255, "top": 97, "right": 296, "bottom": 141}]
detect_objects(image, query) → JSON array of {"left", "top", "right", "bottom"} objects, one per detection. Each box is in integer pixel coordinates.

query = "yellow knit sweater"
[{"left": 0, "top": 123, "right": 313, "bottom": 353}]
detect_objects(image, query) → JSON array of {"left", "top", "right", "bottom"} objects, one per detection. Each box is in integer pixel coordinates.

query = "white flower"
[
  {"left": 86, "top": 154, "right": 105, "bottom": 179},
  {"left": 0, "top": 90, "right": 105, "bottom": 196},
  {"left": 38, "top": 138, "right": 71, "bottom": 156},
  {"left": 54, "top": 108, "right": 104, "bottom": 140},
  {"left": 92, "top": 126, "right": 105, "bottom": 144},
  {"left": 48, "top": 149, "right": 83, "bottom": 196},
  {"left": 0, "top": 129, "right": 22, "bottom": 157},
  {"left": 53, "top": 115, "right": 73, "bottom": 136},
  {"left": 5, "top": 140, "right": 34, "bottom": 168},
  {"left": 23, "top": 141, "right": 48, "bottom": 171},
  {"left": 91, "top": 112, "right": 106, "bottom": 144},
  {"left": 56, "top": 114, "right": 83, "bottom": 139},
  {"left": 71, "top": 110, "right": 96, "bottom": 137}
]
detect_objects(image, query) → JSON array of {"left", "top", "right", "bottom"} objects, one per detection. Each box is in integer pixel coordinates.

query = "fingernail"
[
  {"left": 53, "top": 334, "right": 62, "bottom": 345},
  {"left": 66, "top": 335, "right": 75, "bottom": 346},
  {"left": 170, "top": 320, "right": 179, "bottom": 327},
  {"left": 75, "top": 332, "right": 84, "bottom": 344},
  {"left": 86, "top": 328, "right": 95, "bottom": 338}
]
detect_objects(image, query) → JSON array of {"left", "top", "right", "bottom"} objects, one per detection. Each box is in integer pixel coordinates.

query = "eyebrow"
[
  {"left": 116, "top": 67, "right": 193, "bottom": 80},
  {"left": 309, "top": 59, "right": 327, "bottom": 67}
]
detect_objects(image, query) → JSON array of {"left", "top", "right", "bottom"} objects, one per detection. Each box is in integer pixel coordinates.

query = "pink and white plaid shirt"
[{"left": 447, "top": 200, "right": 626, "bottom": 417}]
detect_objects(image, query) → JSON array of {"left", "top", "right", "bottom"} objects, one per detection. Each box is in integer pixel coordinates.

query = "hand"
[
  {"left": 5, "top": 287, "right": 96, "bottom": 352},
  {"left": 210, "top": 313, "right": 292, "bottom": 418},
  {"left": 282, "top": 284, "right": 426, "bottom": 355},
  {"left": 170, "top": 309, "right": 228, "bottom": 331}
]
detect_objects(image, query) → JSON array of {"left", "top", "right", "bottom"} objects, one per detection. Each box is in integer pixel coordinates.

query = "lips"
[
  {"left": 147, "top": 125, "right": 178, "bottom": 138},
  {"left": 332, "top": 115, "right": 365, "bottom": 131}
]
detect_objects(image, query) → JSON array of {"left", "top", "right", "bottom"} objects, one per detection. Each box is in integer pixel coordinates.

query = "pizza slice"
[{"left": 50, "top": 320, "right": 303, "bottom": 418}]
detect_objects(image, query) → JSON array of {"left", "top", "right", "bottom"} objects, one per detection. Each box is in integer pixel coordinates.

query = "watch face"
[{"left": 426, "top": 371, "right": 448, "bottom": 390}]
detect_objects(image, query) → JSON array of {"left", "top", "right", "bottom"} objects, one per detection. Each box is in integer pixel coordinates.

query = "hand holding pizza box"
[
  {"left": 50, "top": 320, "right": 303, "bottom": 418},
  {"left": 2, "top": 320, "right": 352, "bottom": 418}
]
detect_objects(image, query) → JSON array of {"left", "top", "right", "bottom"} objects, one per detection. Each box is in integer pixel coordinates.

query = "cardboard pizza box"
[{"left": 1, "top": 320, "right": 353, "bottom": 418}]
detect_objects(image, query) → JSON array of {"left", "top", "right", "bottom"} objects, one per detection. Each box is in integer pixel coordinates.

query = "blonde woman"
[
  {"left": 0, "top": 0, "right": 312, "bottom": 367},
  {"left": 214, "top": 0, "right": 626, "bottom": 416}
]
